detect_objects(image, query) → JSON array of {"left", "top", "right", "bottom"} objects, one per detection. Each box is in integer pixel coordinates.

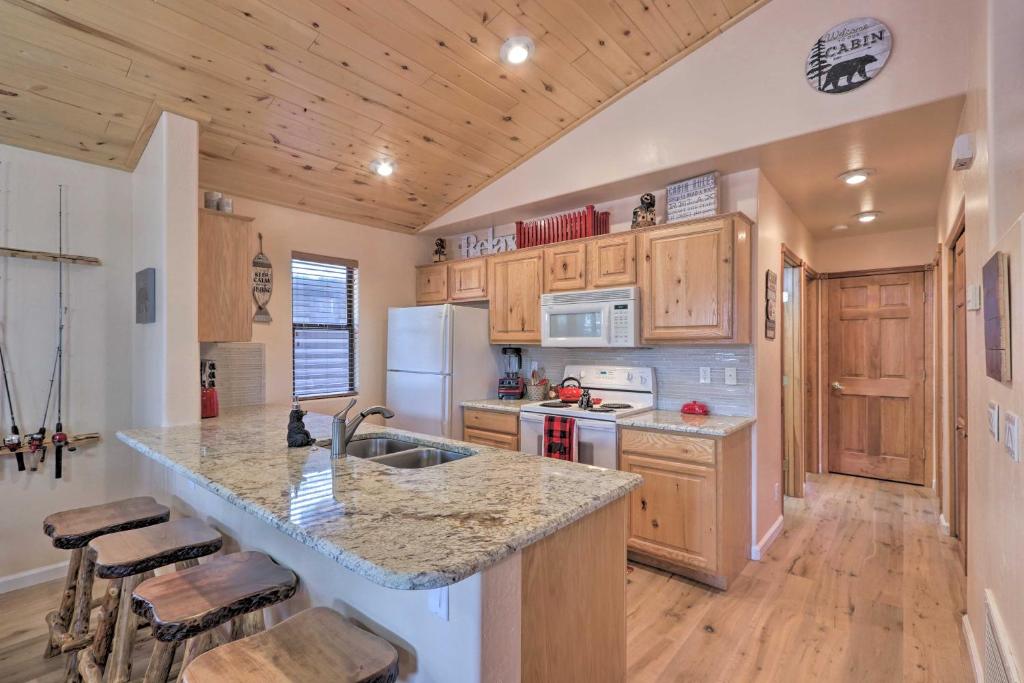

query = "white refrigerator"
[{"left": 386, "top": 304, "right": 497, "bottom": 439}]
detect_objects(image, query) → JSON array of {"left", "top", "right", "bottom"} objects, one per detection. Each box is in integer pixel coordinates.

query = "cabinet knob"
[
  {"left": 651, "top": 519, "right": 659, "bottom": 529},
  {"left": 640, "top": 498, "right": 647, "bottom": 511}
]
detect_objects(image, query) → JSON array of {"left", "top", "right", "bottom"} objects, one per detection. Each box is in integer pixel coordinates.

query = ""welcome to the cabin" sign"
[{"left": 806, "top": 18, "right": 892, "bottom": 95}]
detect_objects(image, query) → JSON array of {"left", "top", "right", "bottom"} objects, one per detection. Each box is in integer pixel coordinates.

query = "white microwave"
[{"left": 541, "top": 287, "right": 639, "bottom": 348}]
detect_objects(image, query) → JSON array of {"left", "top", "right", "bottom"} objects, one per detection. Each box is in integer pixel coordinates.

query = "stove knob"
[{"left": 626, "top": 372, "right": 634, "bottom": 381}]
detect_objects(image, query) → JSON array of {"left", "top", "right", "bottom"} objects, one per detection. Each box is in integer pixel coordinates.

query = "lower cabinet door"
[
  {"left": 623, "top": 454, "right": 718, "bottom": 572},
  {"left": 463, "top": 427, "right": 519, "bottom": 450}
]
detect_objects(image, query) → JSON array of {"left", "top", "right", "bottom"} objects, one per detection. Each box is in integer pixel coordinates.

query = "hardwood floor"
[
  {"left": 626, "top": 473, "right": 971, "bottom": 682},
  {"left": 0, "top": 474, "right": 970, "bottom": 683}
]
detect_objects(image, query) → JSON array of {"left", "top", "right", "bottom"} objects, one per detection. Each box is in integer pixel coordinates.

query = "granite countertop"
[
  {"left": 617, "top": 410, "right": 755, "bottom": 437},
  {"left": 460, "top": 398, "right": 535, "bottom": 413},
  {"left": 117, "top": 405, "right": 641, "bottom": 591}
]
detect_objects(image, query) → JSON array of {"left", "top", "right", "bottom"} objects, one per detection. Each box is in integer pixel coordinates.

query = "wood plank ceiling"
[{"left": 0, "top": 0, "right": 769, "bottom": 231}]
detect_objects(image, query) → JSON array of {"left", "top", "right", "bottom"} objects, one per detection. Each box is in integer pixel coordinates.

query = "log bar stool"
[
  {"left": 181, "top": 607, "right": 399, "bottom": 683},
  {"left": 132, "top": 551, "right": 299, "bottom": 683},
  {"left": 43, "top": 497, "right": 170, "bottom": 661},
  {"left": 77, "top": 518, "right": 224, "bottom": 683}
]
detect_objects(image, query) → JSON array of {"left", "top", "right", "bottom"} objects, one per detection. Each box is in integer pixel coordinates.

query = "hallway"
[{"left": 626, "top": 473, "right": 971, "bottom": 682}]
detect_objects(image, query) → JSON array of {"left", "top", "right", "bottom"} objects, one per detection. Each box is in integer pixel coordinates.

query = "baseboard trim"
[
  {"left": 939, "top": 513, "right": 951, "bottom": 536},
  {"left": 0, "top": 560, "right": 69, "bottom": 595},
  {"left": 751, "top": 515, "right": 784, "bottom": 561},
  {"left": 962, "top": 613, "right": 982, "bottom": 683}
]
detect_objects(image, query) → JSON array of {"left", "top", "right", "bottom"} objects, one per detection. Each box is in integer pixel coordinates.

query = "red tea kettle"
[{"left": 556, "top": 377, "right": 583, "bottom": 402}]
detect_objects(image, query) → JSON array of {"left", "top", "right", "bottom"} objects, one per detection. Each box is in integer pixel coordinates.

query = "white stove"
[{"left": 520, "top": 365, "right": 655, "bottom": 469}]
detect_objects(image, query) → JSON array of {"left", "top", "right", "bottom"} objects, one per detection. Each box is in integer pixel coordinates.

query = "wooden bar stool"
[
  {"left": 180, "top": 607, "right": 399, "bottom": 683},
  {"left": 131, "top": 551, "right": 299, "bottom": 683},
  {"left": 76, "top": 518, "right": 224, "bottom": 683},
  {"left": 42, "top": 497, "right": 170, "bottom": 662}
]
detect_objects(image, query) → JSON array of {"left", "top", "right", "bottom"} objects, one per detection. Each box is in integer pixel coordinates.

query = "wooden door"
[
  {"left": 587, "top": 234, "right": 636, "bottom": 288},
  {"left": 952, "top": 232, "right": 968, "bottom": 569},
  {"left": 415, "top": 263, "right": 448, "bottom": 305},
  {"left": 448, "top": 258, "right": 487, "bottom": 301},
  {"left": 543, "top": 242, "right": 587, "bottom": 292},
  {"left": 488, "top": 251, "right": 543, "bottom": 343},
  {"left": 623, "top": 454, "right": 718, "bottom": 572},
  {"left": 198, "top": 209, "right": 252, "bottom": 342},
  {"left": 640, "top": 219, "right": 734, "bottom": 342},
  {"left": 805, "top": 272, "right": 820, "bottom": 473},
  {"left": 827, "top": 272, "right": 927, "bottom": 484}
]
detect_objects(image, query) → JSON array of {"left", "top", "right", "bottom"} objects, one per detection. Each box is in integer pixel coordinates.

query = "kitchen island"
[{"left": 118, "top": 405, "right": 641, "bottom": 682}]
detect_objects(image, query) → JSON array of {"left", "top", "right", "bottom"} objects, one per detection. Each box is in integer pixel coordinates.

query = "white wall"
[
  {"left": 813, "top": 226, "right": 938, "bottom": 273},
  {"left": 429, "top": 0, "right": 970, "bottom": 230},
  {"left": 215, "top": 196, "right": 422, "bottom": 417},
  {"left": 0, "top": 144, "right": 136, "bottom": 587},
  {"left": 131, "top": 113, "right": 200, "bottom": 427}
]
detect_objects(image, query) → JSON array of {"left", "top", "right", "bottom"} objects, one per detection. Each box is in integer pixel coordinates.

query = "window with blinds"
[{"left": 291, "top": 253, "right": 358, "bottom": 399}]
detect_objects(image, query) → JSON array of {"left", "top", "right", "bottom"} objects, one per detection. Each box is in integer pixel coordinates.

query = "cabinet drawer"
[
  {"left": 464, "top": 427, "right": 519, "bottom": 450},
  {"left": 464, "top": 408, "right": 519, "bottom": 435},
  {"left": 620, "top": 429, "right": 715, "bottom": 466}
]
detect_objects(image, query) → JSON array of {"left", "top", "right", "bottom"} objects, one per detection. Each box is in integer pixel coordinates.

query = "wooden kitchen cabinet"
[
  {"left": 463, "top": 408, "right": 519, "bottom": 450},
  {"left": 198, "top": 209, "right": 253, "bottom": 343},
  {"left": 619, "top": 426, "right": 751, "bottom": 589},
  {"left": 448, "top": 258, "right": 488, "bottom": 301},
  {"left": 488, "top": 250, "right": 543, "bottom": 343},
  {"left": 587, "top": 233, "right": 636, "bottom": 288},
  {"left": 415, "top": 263, "right": 448, "bottom": 305},
  {"left": 639, "top": 215, "right": 751, "bottom": 344},
  {"left": 543, "top": 242, "right": 587, "bottom": 292}
]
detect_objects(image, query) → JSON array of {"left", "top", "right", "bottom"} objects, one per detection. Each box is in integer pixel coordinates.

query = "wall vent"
[{"left": 985, "top": 590, "right": 1021, "bottom": 683}]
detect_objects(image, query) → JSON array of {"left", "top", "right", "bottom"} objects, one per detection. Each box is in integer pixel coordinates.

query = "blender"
[{"left": 497, "top": 347, "right": 526, "bottom": 400}]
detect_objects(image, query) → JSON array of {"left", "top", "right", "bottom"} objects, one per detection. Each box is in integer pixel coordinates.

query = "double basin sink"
[{"left": 343, "top": 437, "right": 472, "bottom": 469}]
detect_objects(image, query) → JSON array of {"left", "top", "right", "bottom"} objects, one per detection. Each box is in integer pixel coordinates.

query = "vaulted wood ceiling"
[{"left": 0, "top": 0, "right": 768, "bottom": 231}]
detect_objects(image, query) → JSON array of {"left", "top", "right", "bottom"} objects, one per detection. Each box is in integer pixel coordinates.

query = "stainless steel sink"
[
  {"left": 368, "top": 448, "right": 472, "bottom": 469},
  {"left": 344, "top": 437, "right": 421, "bottom": 459}
]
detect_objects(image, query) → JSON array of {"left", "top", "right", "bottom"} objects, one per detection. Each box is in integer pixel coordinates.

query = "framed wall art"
[{"left": 983, "top": 251, "right": 1011, "bottom": 382}]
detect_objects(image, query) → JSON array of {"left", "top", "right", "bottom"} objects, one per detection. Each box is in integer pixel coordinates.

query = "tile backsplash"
[
  {"left": 521, "top": 346, "right": 753, "bottom": 416},
  {"left": 199, "top": 342, "right": 266, "bottom": 408}
]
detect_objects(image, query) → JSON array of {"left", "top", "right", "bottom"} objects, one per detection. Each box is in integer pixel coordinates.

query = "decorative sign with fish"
[
  {"left": 252, "top": 232, "right": 273, "bottom": 323},
  {"left": 806, "top": 18, "right": 891, "bottom": 94}
]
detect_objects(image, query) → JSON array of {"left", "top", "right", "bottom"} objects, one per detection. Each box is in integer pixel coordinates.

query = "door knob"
[{"left": 831, "top": 382, "right": 844, "bottom": 391}]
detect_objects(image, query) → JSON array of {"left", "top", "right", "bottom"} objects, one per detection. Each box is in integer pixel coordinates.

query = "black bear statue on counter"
[{"left": 287, "top": 401, "right": 315, "bottom": 448}]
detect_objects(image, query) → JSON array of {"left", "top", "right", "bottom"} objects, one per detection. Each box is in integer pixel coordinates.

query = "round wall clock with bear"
[{"left": 806, "top": 17, "right": 892, "bottom": 94}]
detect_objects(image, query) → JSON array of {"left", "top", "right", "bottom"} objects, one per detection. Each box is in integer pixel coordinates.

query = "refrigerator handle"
[
  {"left": 441, "top": 305, "right": 452, "bottom": 375},
  {"left": 441, "top": 377, "right": 451, "bottom": 439}
]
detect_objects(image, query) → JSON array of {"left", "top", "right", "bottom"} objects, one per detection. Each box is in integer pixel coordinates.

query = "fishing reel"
[
  {"left": 3, "top": 427, "right": 19, "bottom": 453},
  {"left": 28, "top": 429, "right": 45, "bottom": 453}
]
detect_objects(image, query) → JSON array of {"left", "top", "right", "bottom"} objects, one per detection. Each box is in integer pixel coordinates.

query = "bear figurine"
[{"left": 631, "top": 192, "right": 657, "bottom": 229}]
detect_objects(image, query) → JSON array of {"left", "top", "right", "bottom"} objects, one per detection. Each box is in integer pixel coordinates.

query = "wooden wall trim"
[{"left": 820, "top": 263, "right": 934, "bottom": 279}]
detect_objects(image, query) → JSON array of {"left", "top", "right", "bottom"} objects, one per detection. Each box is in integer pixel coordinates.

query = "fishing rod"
[
  {"left": 0, "top": 336, "right": 22, "bottom": 471},
  {"left": 51, "top": 184, "right": 69, "bottom": 479}
]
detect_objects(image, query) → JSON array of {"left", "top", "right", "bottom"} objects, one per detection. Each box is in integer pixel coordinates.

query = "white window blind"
[{"left": 292, "top": 253, "right": 358, "bottom": 399}]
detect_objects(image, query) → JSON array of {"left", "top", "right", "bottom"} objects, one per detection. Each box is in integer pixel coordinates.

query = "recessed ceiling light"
[
  {"left": 839, "top": 168, "right": 874, "bottom": 185},
  {"left": 371, "top": 160, "right": 395, "bottom": 177},
  {"left": 855, "top": 211, "right": 881, "bottom": 223},
  {"left": 500, "top": 37, "right": 534, "bottom": 65},
  {"left": 833, "top": 224, "right": 849, "bottom": 232}
]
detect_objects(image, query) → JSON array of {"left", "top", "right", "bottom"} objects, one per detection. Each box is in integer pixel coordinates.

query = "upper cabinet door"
[
  {"left": 198, "top": 209, "right": 253, "bottom": 343},
  {"left": 448, "top": 258, "right": 488, "bottom": 301},
  {"left": 640, "top": 219, "right": 735, "bottom": 342},
  {"left": 416, "top": 263, "right": 448, "bottom": 305},
  {"left": 587, "top": 234, "right": 636, "bottom": 288},
  {"left": 543, "top": 242, "right": 587, "bottom": 292},
  {"left": 489, "top": 251, "right": 543, "bottom": 343}
]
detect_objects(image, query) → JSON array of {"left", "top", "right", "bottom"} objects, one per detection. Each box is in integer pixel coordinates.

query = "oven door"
[
  {"left": 541, "top": 302, "right": 611, "bottom": 347},
  {"left": 519, "top": 413, "right": 619, "bottom": 469}
]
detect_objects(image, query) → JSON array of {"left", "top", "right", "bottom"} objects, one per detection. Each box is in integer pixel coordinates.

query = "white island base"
[{"left": 136, "top": 456, "right": 627, "bottom": 683}]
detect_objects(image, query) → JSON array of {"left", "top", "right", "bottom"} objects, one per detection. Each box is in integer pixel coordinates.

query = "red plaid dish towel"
[{"left": 543, "top": 415, "right": 577, "bottom": 462}]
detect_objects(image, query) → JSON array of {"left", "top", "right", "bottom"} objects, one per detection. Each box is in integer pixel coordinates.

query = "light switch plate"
[
  {"left": 1005, "top": 412, "right": 1020, "bottom": 462},
  {"left": 428, "top": 586, "right": 449, "bottom": 621},
  {"left": 724, "top": 367, "right": 737, "bottom": 385},
  {"left": 966, "top": 284, "right": 982, "bottom": 311},
  {"left": 989, "top": 401, "right": 1000, "bottom": 440},
  {"left": 699, "top": 367, "right": 711, "bottom": 384}
]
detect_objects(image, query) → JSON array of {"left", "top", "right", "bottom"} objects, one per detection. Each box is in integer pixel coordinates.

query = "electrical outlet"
[
  {"left": 1005, "top": 412, "right": 1020, "bottom": 462},
  {"left": 724, "top": 367, "right": 737, "bottom": 385},
  {"left": 966, "top": 284, "right": 982, "bottom": 311},
  {"left": 428, "top": 586, "right": 449, "bottom": 621},
  {"left": 699, "top": 367, "right": 711, "bottom": 384},
  {"left": 989, "top": 401, "right": 1000, "bottom": 440}
]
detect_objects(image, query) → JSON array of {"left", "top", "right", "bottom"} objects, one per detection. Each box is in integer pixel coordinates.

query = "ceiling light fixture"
[
  {"left": 839, "top": 168, "right": 873, "bottom": 185},
  {"left": 855, "top": 211, "right": 881, "bottom": 223},
  {"left": 371, "top": 160, "right": 395, "bottom": 177},
  {"left": 500, "top": 37, "right": 534, "bottom": 65},
  {"left": 832, "top": 224, "right": 849, "bottom": 232}
]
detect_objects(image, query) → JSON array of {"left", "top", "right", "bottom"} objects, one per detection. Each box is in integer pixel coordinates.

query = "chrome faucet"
[{"left": 331, "top": 399, "right": 396, "bottom": 458}]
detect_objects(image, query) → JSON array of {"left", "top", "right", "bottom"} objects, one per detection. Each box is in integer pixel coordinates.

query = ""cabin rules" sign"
[{"left": 806, "top": 18, "right": 892, "bottom": 94}]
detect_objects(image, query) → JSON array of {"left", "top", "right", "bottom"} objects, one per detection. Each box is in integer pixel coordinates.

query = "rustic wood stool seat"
[
  {"left": 75, "top": 519, "right": 224, "bottom": 683},
  {"left": 181, "top": 607, "right": 399, "bottom": 683},
  {"left": 132, "top": 551, "right": 298, "bottom": 683},
  {"left": 41, "top": 496, "right": 171, "bottom": 670}
]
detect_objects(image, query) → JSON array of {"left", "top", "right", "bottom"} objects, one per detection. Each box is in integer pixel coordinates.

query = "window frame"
[{"left": 291, "top": 251, "right": 359, "bottom": 400}]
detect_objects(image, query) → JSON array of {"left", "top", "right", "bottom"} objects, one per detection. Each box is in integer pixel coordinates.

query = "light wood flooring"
[{"left": 0, "top": 473, "right": 970, "bottom": 682}]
